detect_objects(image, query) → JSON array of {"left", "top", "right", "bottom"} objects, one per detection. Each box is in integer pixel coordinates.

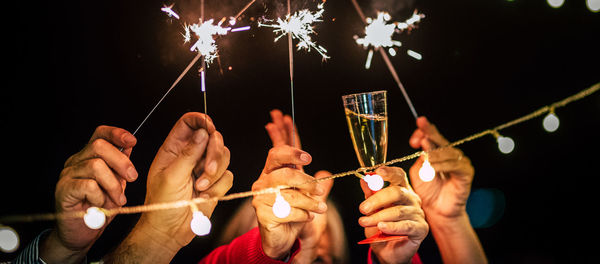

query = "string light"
[
  {"left": 83, "top": 207, "right": 106, "bottom": 230},
  {"left": 189, "top": 202, "right": 211, "bottom": 236},
  {"left": 547, "top": 0, "right": 565, "bottom": 8},
  {"left": 542, "top": 109, "right": 560, "bottom": 132},
  {"left": 492, "top": 131, "right": 515, "bottom": 154},
  {"left": 0, "top": 226, "right": 19, "bottom": 253},
  {"left": 418, "top": 155, "right": 436, "bottom": 182},
  {"left": 272, "top": 191, "right": 291, "bottom": 218},
  {"left": 1, "top": 83, "right": 597, "bottom": 230},
  {"left": 363, "top": 173, "right": 384, "bottom": 191},
  {"left": 588, "top": 0, "right": 600, "bottom": 12}
]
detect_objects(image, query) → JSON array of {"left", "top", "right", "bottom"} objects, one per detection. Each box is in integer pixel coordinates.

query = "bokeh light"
[
  {"left": 0, "top": 226, "right": 20, "bottom": 253},
  {"left": 587, "top": 0, "right": 600, "bottom": 12},
  {"left": 466, "top": 188, "right": 506, "bottom": 228},
  {"left": 547, "top": 0, "right": 565, "bottom": 8}
]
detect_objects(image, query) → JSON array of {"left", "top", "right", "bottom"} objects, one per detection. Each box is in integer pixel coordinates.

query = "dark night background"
[{"left": 2, "top": 0, "right": 599, "bottom": 263}]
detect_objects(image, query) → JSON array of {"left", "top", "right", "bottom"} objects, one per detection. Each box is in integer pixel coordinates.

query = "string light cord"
[{"left": 1, "top": 82, "right": 598, "bottom": 224}]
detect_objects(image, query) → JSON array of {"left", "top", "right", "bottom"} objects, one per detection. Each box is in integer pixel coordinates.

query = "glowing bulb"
[
  {"left": 363, "top": 174, "right": 384, "bottom": 191},
  {"left": 272, "top": 193, "right": 291, "bottom": 218},
  {"left": 83, "top": 207, "right": 106, "bottom": 230},
  {"left": 588, "top": 0, "right": 600, "bottom": 12},
  {"left": 419, "top": 158, "right": 436, "bottom": 182},
  {"left": 0, "top": 226, "right": 19, "bottom": 253},
  {"left": 190, "top": 211, "right": 211, "bottom": 236},
  {"left": 543, "top": 112, "right": 560, "bottom": 132},
  {"left": 497, "top": 136, "right": 515, "bottom": 154},
  {"left": 547, "top": 0, "right": 565, "bottom": 8}
]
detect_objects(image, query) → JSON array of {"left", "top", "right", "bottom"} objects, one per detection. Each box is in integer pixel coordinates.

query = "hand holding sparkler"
[
  {"left": 104, "top": 113, "right": 233, "bottom": 263},
  {"left": 39, "top": 126, "right": 138, "bottom": 264},
  {"left": 252, "top": 146, "right": 326, "bottom": 260}
]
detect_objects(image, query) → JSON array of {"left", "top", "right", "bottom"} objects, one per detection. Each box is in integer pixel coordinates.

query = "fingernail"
[
  {"left": 378, "top": 222, "right": 387, "bottom": 229},
  {"left": 206, "top": 161, "right": 217, "bottom": 175},
  {"left": 316, "top": 185, "right": 325, "bottom": 195},
  {"left": 318, "top": 202, "right": 327, "bottom": 212},
  {"left": 300, "top": 153, "right": 311, "bottom": 162},
  {"left": 193, "top": 129, "right": 208, "bottom": 144},
  {"left": 127, "top": 166, "right": 138, "bottom": 181},
  {"left": 120, "top": 194, "right": 127, "bottom": 205},
  {"left": 359, "top": 217, "right": 369, "bottom": 226},
  {"left": 197, "top": 178, "right": 210, "bottom": 189},
  {"left": 360, "top": 202, "right": 371, "bottom": 213},
  {"left": 122, "top": 133, "right": 136, "bottom": 145}
]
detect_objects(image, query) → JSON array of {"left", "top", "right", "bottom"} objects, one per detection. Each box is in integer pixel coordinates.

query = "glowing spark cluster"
[
  {"left": 259, "top": 2, "right": 329, "bottom": 59},
  {"left": 355, "top": 11, "right": 425, "bottom": 68},
  {"left": 183, "top": 19, "right": 231, "bottom": 63},
  {"left": 161, "top": 4, "right": 180, "bottom": 20}
]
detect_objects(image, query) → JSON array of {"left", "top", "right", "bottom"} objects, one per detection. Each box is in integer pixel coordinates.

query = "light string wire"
[{"left": 1, "top": 82, "right": 597, "bottom": 224}]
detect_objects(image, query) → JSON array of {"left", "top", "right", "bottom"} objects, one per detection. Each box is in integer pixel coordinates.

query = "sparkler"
[{"left": 259, "top": 2, "right": 330, "bottom": 60}]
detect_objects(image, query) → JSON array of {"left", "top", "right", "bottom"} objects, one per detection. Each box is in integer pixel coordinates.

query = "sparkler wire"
[{"left": 1, "top": 82, "right": 597, "bottom": 224}]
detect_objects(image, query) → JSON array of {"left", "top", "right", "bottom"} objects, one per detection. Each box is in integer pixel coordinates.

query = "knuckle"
[
  {"left": 88, "top": 158, "right": 107, "bottom": 173},
  {"left": 90, "top": 138, "right": 108, "bottom": 153}
]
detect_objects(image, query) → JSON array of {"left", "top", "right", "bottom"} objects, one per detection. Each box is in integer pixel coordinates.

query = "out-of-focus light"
[
  {"left": 83, "top": 207, "right": 106, "bottom": 230},
  {"left": 190, "top": 211, "right": 211, "bottom": 236},
  {"left": 0, "top": 226, "right": 19, "bottom": 253},
  {"left": 363, "top": 174, "right": 384, "bottom": 191},
  {"left": 407, "top": 50, "right": 422, "bottom": 60},
  {"left": 273, "top": 193, "right": 291, "bottom": 218},
  {"left": 419, "top": 157, "right": 436, "bottom": 182},
  {"left": 497, "top": 136, "right": 515, "bottom": 154},
  {"left": 466, "top": 188, "right": 506, "bottom": 228},
  {"left": 543, "top": 112, "right": 560, "bottom": 132},
  {"left": 388, "top": 48, "right": 397, "bottom": 56},
  {"left": 547, "top": 0, "right": 565, "bottom": 8},
  {"left": 587, "top": 0, "right": 600, "bottom": 12}
]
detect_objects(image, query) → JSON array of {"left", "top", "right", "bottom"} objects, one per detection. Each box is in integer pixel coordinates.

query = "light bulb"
[
  {"left": 497, "top": 136, "right": 515, "bottom": 154},
  {"left": 547, "top": 0, "right": 565, "bottom": 8},
  {"left": 588, "top": 0, "right": 600, "bottom": 12},
  {"left": 363, "top": 174, "right": 384, "bottom": 191},
  {"left": 272, "top": 193, "right": 291, "bottom": 219},
  {"left": 83, "top": 207, "right": 106, "bottom": 230},
  {"left": 190, "top": 211, "right": 211, "bottom": 236},
  {"left": 0, "top": 226, "right": 19, "bottom": 253},
  {"left": 419, "top": 158, "right": 436, "bottom": 182},
  {"left": 542, "top": 113, "right": 560, "bottom": 132}
]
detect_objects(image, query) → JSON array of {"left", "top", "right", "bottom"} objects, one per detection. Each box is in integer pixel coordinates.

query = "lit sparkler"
[
  {"left": 259, "top": 2, "right": 329, "bottom": 59},
  {"left": 161, "top": 4, "right": 180, "bottom": 20},
  {"left": 355, "top": 11, "right": 424, "bottom": 69},
  {"left": 183, "top": 19, "right": 231, "bottom": 64}
]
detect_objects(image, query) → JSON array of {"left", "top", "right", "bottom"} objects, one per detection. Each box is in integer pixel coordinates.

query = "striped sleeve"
[{"left": 12, "top": 229, "right": 50, "bottom": 264}]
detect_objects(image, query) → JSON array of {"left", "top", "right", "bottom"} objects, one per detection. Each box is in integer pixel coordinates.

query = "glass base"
[{"left": 358, "top": 230, "right": 408, "bottom": 244}]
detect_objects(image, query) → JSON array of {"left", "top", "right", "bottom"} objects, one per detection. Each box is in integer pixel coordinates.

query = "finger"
[
  {"left": 270, "top": 109, "right": 287, "bottom": 141},
  {"left": 283, "top": 115, "right": 301, "bottom": 149},
  {"left": 409, "top": 128, "right": 425, "bottom": 149},
  {"left": 263, "top": 146, "right": 311, "bottom": 174},
  {"left": 358, "top": 205, "right": 424, "bottom": 227},
  {"left": 377, "top": 220, "right": 429, "bottom": 240},
  {"left": 428, "top": 147, "right": 464, "bottom": 163},
  {"left": 195, "top": 132, "right": 228, "bottom": 191},
  {"left": 416, "top": 116, "right": 448, "bottom": 147},
  {"left": 200, "top": 170, "right": 234, "bottom": 198},
  {"left": 72, "top": 138, "right": 138, "bottom": 182},
  {"left": 265, "top": 123, "right": 287, "bottom": 147},
  {"left": 268, "top": 168, "right": 324, "bottom": 196},
  {"left": 430, "top": 158, "right": 474, "bottom": 176},
  {"left": 375, "top": 166, "right": 408, "bottom": 187},
  {"left": 278, "top": 189, "right": 327, "bottom": 214},
  {"left": 89, "top": 125, "right": 137, "bottom": 149},
  {"left": 359, "top": 186, "right": 419, "bottom": 215},
  {"left": 66, "top": 158, "right": 127, "bottom": 206},
  {"left": 161, "top": 113, "right": 216, "bottom": 156},
  {"left": 257, "top": 204, "right": 312, "bottom": 224},
  {"left": 58, "top": 178, "right": 107, "bottom": 209}
]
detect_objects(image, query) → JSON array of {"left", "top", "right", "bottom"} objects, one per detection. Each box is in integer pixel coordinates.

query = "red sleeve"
[
  {"left": 199, "top": 227, "right": 301, "bottom": 264},
  {"left": 367, "top": 247, "right": 422, "bottom": 264}
]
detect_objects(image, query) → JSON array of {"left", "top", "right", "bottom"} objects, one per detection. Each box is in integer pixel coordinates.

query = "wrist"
[
  {"left": 132, "top": 221, "right": 183, "bottom": 256},
  {"left": 39, "top": 230, "right": 88, "bottom": 264}
]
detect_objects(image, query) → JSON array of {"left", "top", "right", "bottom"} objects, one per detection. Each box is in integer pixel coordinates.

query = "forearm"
[
  {"left": 427, "top": 211, "right": 487, "bottom": 264},
  {"left": 39, "top": 230, "right": 89, "bottom": 264},
  {"left": 103, "top": 223, "right": 181, "bottom": 264}
]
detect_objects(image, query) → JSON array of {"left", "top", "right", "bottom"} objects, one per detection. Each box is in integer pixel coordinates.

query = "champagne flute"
[{"left": 342, "top": 90, "right": 407, "bottom": 244}]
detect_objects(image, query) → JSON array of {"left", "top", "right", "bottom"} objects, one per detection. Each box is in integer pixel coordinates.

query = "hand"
[
  {"left": 408, "top": 117, "right": 474, "bottom": 219},
  {"left": 292, "top": 171, "right": 334, "bottom": 264},
  {"left": 359, "top": 167, "right": 429, "bottom": 264},
  {"left": 136, "top": 112, "right": 233, "bottom": 252},
  {"left": 252, "top": 146, "right": 326, "bottom": 260},
  {"left": 40, "top": 126, "right": 138, "bottom": 264},
  {"left": 265, "top": 109, "right": 301, "bottom": 149}
]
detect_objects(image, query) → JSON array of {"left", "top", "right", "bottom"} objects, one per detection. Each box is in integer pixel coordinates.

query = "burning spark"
[
  {"left": 407, "top": 49, "right": 422, "bottom": 60},
  {"left": 161, "top": 4, "right": 180, "bottom": 20},
  {"left": 355, "top": 11, "right": 424, "bottom": 68},
  {"left": 259, "top": 2, "right": 329, "bottom": 59},
  {"left": 231, "top": 26, "right": 251, "bottom": 32},
  {"left": 183, "top": 19, "right": 231, "bottom": 64}
]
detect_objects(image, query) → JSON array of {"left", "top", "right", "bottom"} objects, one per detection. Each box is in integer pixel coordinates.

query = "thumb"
[{"left": 161, "top": 129, "right": 209, "bottom": 183}]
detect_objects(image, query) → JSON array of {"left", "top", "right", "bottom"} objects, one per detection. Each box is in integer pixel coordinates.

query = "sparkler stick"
[
  {"left": 287, "top": 0, "right": 296, "bottom": 147},
  {"left": 349, "top": 0, "right": 420, "bottom": 120}
]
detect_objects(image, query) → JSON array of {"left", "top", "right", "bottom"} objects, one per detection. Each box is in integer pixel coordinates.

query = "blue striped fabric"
[{"left": 12, "top": 230, "right": 49, "bottom": 264}]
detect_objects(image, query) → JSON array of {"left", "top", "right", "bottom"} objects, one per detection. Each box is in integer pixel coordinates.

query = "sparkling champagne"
[{"left": 345, "top": 108, "right": 388, "bottom": 167}]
